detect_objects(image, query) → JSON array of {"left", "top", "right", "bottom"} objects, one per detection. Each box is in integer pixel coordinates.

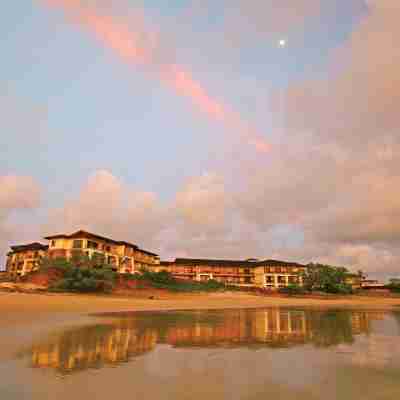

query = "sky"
[{"left": 1, "top": 0, "right": 399, "bottom": 280}]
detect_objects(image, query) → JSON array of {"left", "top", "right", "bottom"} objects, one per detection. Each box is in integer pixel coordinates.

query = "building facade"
[
  {"left": 5, "top": 230, "right": 159, "bottom": 277},
  {"left": 5, "top": 243, "right": 49, "bottom": 278},
  {"left": 45, "top": 230, "right": 159, "bottom": 274},
  {"left": 156, "top": 258, "right": 306, "bottom": 289}
]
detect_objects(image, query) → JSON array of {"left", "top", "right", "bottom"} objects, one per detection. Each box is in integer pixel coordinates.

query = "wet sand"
[
  {"left": 1, "top": 290, "right": 400, "bottom": 324},
  {"left": 0, "top": 291, "right": 399, "bottom": 363}
]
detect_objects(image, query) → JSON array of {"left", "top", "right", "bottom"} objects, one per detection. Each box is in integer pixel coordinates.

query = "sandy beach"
[
  {"left": 0, "top": 291, "right": 399, "bottom": 365},
  {"left": 1, "top": 290, "right": 400, "bottom": 324}
]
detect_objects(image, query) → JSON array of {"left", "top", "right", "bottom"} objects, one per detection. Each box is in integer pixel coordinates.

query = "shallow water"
[{"left": 2, "top": 308, "right": 400, "bottom": 399}]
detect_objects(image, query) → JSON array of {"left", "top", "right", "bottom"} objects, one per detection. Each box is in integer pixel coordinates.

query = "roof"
[
  {"left": 44, "top": 230, "right": 139, "bottom": 248},
  {"left": 160, "top": 261, "right": 174, "bottom": 266},
  {"left": 10, "top": 243, "right": 49, "bottom": 253},
  {"left": 264, "top": 259, "right": 305, "bottom": 267},
  {"left": 44, "top": 230, "right": 158, "bottom": 257},
  {"left": 137, "top": 248, "right": 159, "bottom": 257},
  {"left": 174, "top": 258, "right": 305, "bottom": 268}
]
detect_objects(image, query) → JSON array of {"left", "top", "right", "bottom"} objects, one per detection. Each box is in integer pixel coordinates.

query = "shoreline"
[
  {"left": 0, "top": 291, "right": 399, "bottom": 361},
  {"left": 1, "top": 290, "right": 400, "bottom": 318}
]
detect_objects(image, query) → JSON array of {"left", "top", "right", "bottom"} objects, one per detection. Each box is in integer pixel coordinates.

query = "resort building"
[
  {"left": 5, "top": 243, "right": 49, "bottom": 279},
  {"left": 5, "top": 231, "right": 363, "bottom": 290},
  {"left": 157, "top": 258, "right": 306, "bottom": 289},
  {"left": 5, "top": 230, "right": 159, "bottom": 277},
  {"left": 45, "top": 230, "right": 159, "bottom": 273}
]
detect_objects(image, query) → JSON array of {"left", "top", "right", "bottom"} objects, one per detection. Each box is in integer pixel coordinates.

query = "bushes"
[
  {"left": 301, "top": 264, "right": 354, "bottom": 295},
  {"left": 124, "top": 269, "right": 226, "bottom": 292},
  {"left": 42, "top": 260, "right": 226, "bottom": 294},
  {"left": 40, "top": 257, "right": 74, "bottom": 273},
  {"left": 322, "top": 282, "right": 353, "bottom": 295},
  {"left": 50, "top": 266, "right": 117, "bottom": 293},
  {"left": 386, "top": 283, "right": 400, "bottom": 293},
  {"left": 41, "top": 257, "right": 117, "bottom": 293},
  {"left": 279, "top": 283, "right": 305, "bottom": 295}
]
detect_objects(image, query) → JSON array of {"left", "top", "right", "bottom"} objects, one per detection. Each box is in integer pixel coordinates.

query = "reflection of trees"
[
  {"left": 393, "top": 312, "right": 400, "bottom": 331},
  {"left": 306, "top": 311, "right": 355, "bottom": 347},
  {"left": 24, "top": 309, "right": 383, "bottom": 374}
]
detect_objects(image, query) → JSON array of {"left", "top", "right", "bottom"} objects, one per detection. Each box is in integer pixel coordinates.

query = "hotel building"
[
  {"left": 6, "top": 243, "right": 49, "bottom": 279},
  {"left": 5, "top": 230, "right": 159, "bottom": 277},
  {"left": 156, "top": 258, "right": 306, "bottom": 289}
]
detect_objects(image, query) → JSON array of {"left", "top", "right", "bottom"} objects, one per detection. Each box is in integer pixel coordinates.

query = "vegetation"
[
  {"left": 40, "top": 256, "right": 117, "bottom": 293},
  {"left": 125, "top": 269, "right": 227, "bottom": 292},
  {"left": 386, "top": 281, "right": 400, "bottom": 293},
  {"left": 301, "top": 263, "right": 354, "bottom": 294},
  {"left": 40, "top": 258, "right": 227, "bottom": 293},
  {"left": 278, "top": 283, "right": 305, "bottom": 295},
  {"left": 307, "top": 310, "right": 355, "bottom": 347}
]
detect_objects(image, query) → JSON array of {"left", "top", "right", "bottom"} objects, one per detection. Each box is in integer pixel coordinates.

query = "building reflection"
[
  {"left": 29, "top": 322, "right": 158, "bottom": 374},
  {"left": 25, "top": 309, "right": 387, "bottom": 374}
]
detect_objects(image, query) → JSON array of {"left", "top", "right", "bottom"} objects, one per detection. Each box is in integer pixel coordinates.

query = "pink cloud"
[{"left": 0, "top": 175, "right": 42, "bottom": 269}]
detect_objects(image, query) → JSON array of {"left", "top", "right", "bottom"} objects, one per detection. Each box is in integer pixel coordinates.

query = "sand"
[
  {"left": 1, "top": 290, "right": 400, "bottom": 323},
  {"left": 0, "top": 291, "right": 399, "bottom": 362}
]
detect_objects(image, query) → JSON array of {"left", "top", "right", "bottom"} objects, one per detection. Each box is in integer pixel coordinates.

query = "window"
[
  {"left": 51, "top": 240, "right": 56, "bottom": 247},
  {"left": 244, "top": 268, "right": 250, "bottom": 274},
  {"left": 108, "top": 256, "right": 117, "bottom": 265},
  {"left": 87, "top": 240, "right": 98, "bottom": 249},
  {"left": 278, "top": 276, "right": 286, "bottom": 284},
  {"left": 72, "top": 240, "right": 83, "bottom": 249},
  {"left": 105, "top": 246, "right": 111, "bottom": 252}
]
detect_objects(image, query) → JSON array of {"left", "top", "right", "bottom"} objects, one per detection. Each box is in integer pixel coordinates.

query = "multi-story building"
[
  {"left": 156, "top": 258, "right": 306, "bottom": 289},
  {"left": 45, "top": 230, "right": 159, "bottom": 273},
  {"left": 5, "top": 230, "right": 159, "bottom": 277},
  {"left": 5, "top": 243, "right": 49, "bottom": 278},
  {"left": 5, "top": 231, "right": 361, "bottom": 290}
]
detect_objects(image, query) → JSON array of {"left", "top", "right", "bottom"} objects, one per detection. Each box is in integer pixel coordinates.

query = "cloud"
[
  {"left": 39, "top": 0, "right": 270, "bottom": 153},
  {"left": 43, "top": 170, "right": 168, "bottom": 248},
  {"left": 175, "top": 172, "right": 228, "bottom": 234},
  {"left": 234, "top": 0, "right": 400, "bottom": 277},
  {"left": 0, "top": 175, "right": 42, "bottom": 269},
  {"left": 6, "top": 0, "right": 400, "bottom": 280},
  {"left": 0, "top": 175, "right": 41, "bottom": 211}
]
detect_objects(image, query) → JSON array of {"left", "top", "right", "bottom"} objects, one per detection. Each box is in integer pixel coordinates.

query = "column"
[
  {"left": 276, "top": 310, "right": 281, "bottom": 333},
  {"left": 274, "top": 274, "right": 279, "bottom": 289},
  {"left": 287, "top": 311, "right": 292, "bottom": 333}
]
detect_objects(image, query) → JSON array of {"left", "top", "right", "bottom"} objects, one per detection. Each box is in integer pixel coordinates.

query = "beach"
[
  {"left": 1, "top": 290, "right": 400, "bottom": 399},
  {"left": 1, "top": 291, "right": 400, "bottom": 325}
]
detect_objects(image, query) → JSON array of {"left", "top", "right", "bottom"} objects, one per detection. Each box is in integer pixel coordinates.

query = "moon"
[{"left": 279, "top": 39, "right": 286, "bottom": 48}]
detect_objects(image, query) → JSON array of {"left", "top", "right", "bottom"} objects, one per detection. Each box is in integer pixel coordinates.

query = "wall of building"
[
  {"left": 6, "top": 249, "right": 47, "bottom": 278},
  {"left": 157, "top": 261, "right": 306, "bottom": 289}
]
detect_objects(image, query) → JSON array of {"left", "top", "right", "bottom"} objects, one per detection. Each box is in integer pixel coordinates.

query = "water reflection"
[{"left": 22, "top": 309, "right": 389, "bottom": 374}]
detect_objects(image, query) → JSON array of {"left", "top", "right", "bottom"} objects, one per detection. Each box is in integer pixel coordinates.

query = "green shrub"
[
  {"left": 279, "top": 284, "right": 305, "bottom": 295},
  {"left": 322, "top": 282, "right": 353, "bottom": 295},
  {"left": 40, "top": 257, "right": 74, "bottom": 273},
  {"left": 128, "top": 269, "right": 226, "bottom": 292},
  {"left": 386, "top": 283, "right": 400, "bottom": 293},
  {"left": 47, "top": 260, "right": 117, "bottom": 293}
]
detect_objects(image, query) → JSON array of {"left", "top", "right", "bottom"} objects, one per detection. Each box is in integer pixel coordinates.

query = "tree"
[{"left": 301, "top": 263, "right": 353, "bottom": 294}]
